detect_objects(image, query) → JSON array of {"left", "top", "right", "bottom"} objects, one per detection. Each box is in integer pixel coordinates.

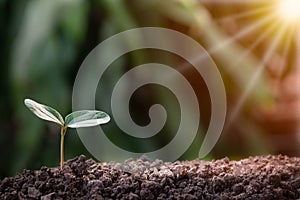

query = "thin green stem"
[{"left": 60, "top": 126, "right": 67, "bottom": 168}]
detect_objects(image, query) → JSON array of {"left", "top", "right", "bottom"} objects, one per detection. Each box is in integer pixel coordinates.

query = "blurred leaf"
[
  {"left": 154, "top": 0, "right": 197, "bottom": 26},
  {"left": 100, "top": 0, "right": 136, "bottom": 31},
  {"left": 11, "top": 0, "right": 86, "bottom": 83},
  {"left": 60, "top": 0, "right": 88, "bottom": 44},
  {"left": 100, "top": 0, "right": 145, "bottom": 65}
]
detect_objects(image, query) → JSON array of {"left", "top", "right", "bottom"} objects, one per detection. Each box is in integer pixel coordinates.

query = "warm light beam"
[
  {"left": 216, "top": 6, "right": 272, "bottom": 22},
  {"left": 276, "top": 0, "right": 300, "bottom": 25},
  {"left": 225, "top": 23, "right": 289, "bottom": 130},
  {"left": 227, "top": 19, "right": 281, "bottom": 72}
]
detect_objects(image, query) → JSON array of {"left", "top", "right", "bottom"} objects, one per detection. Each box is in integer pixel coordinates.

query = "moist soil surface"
[{"left": 0, "top": 155, "right": 300, "bottom": 200}]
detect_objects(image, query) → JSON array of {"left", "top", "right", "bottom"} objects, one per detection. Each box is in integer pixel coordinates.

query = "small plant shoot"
[{"left": 24, "top": 98, "right": 110, "bottom": 168}]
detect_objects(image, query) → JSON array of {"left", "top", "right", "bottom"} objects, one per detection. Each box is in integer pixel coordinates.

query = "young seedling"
[{"left": 24, "top": 98, "right": 110, "bottom": 168}]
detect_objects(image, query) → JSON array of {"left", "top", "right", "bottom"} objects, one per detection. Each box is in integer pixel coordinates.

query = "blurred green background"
[{"left": 1, "top": 0, "right": 300, "bottom": 178}]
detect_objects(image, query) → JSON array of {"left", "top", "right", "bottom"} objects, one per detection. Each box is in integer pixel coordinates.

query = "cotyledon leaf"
[
  {"left": 65, "top": 110, "right": 110, "bottom": 128},
  {"left": 24, "top": 98, "right": 64, "bottom": 126}
]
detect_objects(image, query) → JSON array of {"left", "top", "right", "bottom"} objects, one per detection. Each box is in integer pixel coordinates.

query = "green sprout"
[{"left": 24, "top": 98, "right": 110, "bottom": 168}]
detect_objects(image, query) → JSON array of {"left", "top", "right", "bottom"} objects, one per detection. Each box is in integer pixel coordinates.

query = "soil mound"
[{"left": 1, "top": 155, "right": 299, "bottom": 199}]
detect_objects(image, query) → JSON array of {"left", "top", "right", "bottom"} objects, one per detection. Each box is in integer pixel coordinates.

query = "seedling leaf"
[
  {"left": 24, "top": 99, "right": 64, "bottom": 126},
  {"left": 65, "top": 110, "right": 110, "bottom": 128},
  {"left": 24, "top": 98, "right": 111, "bottom": 167}
]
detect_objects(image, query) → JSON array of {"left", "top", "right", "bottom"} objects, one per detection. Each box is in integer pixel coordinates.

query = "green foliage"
[{"left": 24, "top": 98, "right": 110, "bottom": 167}]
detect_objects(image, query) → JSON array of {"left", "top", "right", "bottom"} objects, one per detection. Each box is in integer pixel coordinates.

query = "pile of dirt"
[{"left": 1, "top": 155, "right": 299, "bottom": 199}]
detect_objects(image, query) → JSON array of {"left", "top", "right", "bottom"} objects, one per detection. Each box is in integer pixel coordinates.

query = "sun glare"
[
  {"left": 276, "top": 0, "right": 300, "bottom": 24},
  {"left": 204, "top": 0, "right": 299, "bottom": 130}
]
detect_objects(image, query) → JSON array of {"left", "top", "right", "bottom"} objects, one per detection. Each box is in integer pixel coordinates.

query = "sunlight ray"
[
  {"left": 296, "top": 28, "right": 300, "bottom": 72},
  {"left": 227, "top": 20, "right": 282, "bottom": 72},
  {"left": 225, "top": 23, "right": 290, "bottom": 129},
  {"left": 216, "top": 6, "right": 272, "bottom": 23},
  {"left": 179, "top": 11, "right": 280, "bottom": 72},
  {"left": 272, "top": 26, "right": 294, "bottom": 86},
  {"left": 296, "top": 27, "right": 300, "bottom": 144},
  {"left": 175, "top": 12, "right": 279, "bottom": 76},
  {"left": 210, "top": 13, "right": 278, "bottom": 55},
  {"left": 178, "top": 12, "right": 274, "bottom": 71},
  {"left": 199, "top": 0, "right": 271, "bottom": 4}
]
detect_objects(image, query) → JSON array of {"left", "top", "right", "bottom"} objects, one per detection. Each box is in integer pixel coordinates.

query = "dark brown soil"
[{"left": 0, "top": 155, "right": 299, "bottom": 199}]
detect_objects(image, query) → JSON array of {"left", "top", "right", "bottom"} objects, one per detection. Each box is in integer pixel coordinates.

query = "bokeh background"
[{"left": 1, "top": 0, "right": 300, "bottom": 178}]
